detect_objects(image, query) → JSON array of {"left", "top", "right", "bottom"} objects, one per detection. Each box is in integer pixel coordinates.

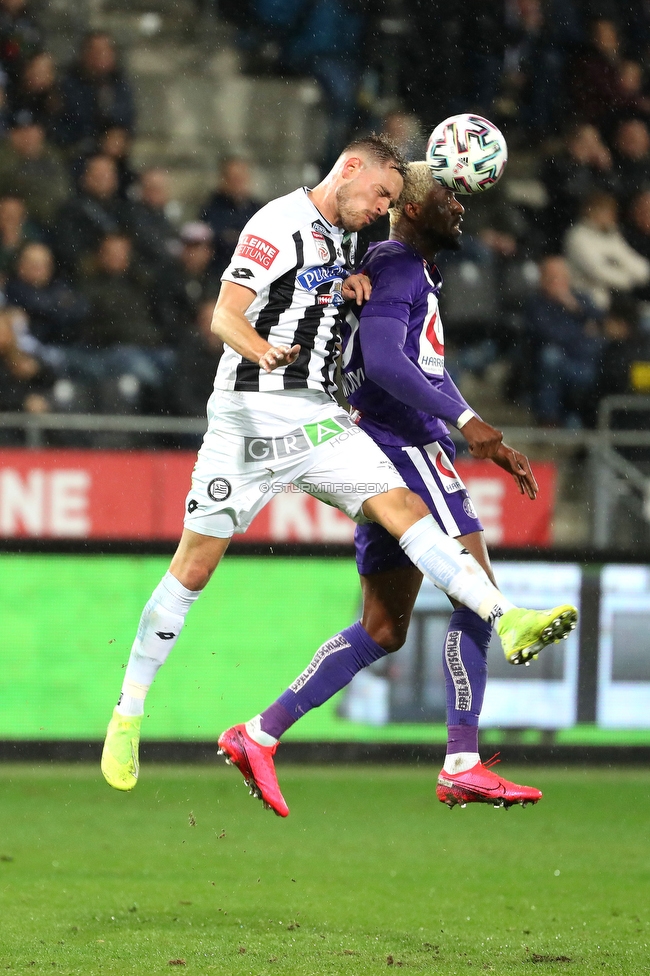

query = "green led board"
[
  {"left": 2, "top": 554, "right": 648, "bottom": 746},
  {"left": 1, "top": 554, "right": 452, "bottom": 743},
  {"left": 0, "top": 554, "right": 369, "bottom": 741}
]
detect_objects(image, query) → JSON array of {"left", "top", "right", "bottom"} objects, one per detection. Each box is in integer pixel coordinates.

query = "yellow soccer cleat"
[
  {"left": 101, "top": 709, "right": 142, "bottom": 791},
  {"left": 496, "top": 605, "right": 578, "bottom": 666}
]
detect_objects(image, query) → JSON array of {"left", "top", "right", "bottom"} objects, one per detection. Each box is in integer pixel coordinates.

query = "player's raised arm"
[{"left": 211, "top": 281, "right": 300, "bottom": 372}]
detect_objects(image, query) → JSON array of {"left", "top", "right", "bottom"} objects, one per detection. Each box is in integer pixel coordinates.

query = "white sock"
[
  {"left": 444, "top": 751, "right": 480, "bottom": 774},
  {"left": 116, "top": 571, "right": 202, "bottom": 717},
  {"left": 399, "top": 516, "right": 515, "bottom": 624},
  {"left": 246, "top": 714, "right": 278, "bottom": 747}
]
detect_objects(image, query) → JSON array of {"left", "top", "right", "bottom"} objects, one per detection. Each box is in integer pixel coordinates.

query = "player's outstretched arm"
[
  {"left": 458, "top": 415, "right": 503, "bottom": 459},
  {"left": 491, "top": 443, "right": 539, "bottom": 500},
  {"left": 457, "top": 413, "right": 537, "bottom": 499},
  {"left": 211, "top": 281, "right": 300, "bottom": 372}
]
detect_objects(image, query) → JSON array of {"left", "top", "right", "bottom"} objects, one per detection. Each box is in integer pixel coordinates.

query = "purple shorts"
[{"left": 354, "top": 435, "right": 483, "bottom": 576}]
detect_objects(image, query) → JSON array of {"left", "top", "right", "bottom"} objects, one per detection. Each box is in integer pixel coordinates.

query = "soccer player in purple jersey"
[
  {"left": 217, "top": 162, "right": 578, "bottom": 816},
  {"left": 340, "top": 161, "right": 549, "bottom": 808}
]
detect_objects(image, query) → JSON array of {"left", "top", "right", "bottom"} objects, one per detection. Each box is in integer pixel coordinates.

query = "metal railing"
[
  {"left": 0, "top": 412, "right": 208, "bottom": 448},
  {"left": 1, "top": 397, "right": 650, "bottom": 548}
]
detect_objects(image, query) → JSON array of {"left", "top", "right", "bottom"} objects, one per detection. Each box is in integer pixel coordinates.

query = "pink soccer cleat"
[
  {"left": 218, "top": 724, "right": 289, "bottom": 817},
  {"left": 436, "top": 755, "right": 542, "bottom": 809}
]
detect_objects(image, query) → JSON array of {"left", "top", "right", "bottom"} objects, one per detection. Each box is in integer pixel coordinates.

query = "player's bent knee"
[
  {"left": 365, "top": 620, "right": 409, "bottom": 654},
  {"left": 363, "top": 487, "right": 430, "bottom": 538},
  {"left": 169, "top": 532, "right": 230, "bottom": 591}
]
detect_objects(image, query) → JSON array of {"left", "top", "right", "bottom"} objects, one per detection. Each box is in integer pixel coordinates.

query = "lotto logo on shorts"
[
  {"left": 207, "top": 478, "right": 232, "bottom": 501},
  {"left": 235, "top": 234, "right": 279, "bottom": 268}
]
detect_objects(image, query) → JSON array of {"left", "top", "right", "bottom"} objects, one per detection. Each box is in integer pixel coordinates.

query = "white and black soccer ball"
[{"left": 425, "top": 114, "right": 508, "bottom": 194}]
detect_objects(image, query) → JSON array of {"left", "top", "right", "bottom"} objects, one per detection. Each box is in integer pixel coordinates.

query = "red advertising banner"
[{"left": 0, "top": 450, "right": 556, "bottom": 546}]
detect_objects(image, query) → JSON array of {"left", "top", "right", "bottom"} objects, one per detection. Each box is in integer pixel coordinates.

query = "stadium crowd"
[{"left": 1, "top": 0, "right": 650, "bottom": 438}]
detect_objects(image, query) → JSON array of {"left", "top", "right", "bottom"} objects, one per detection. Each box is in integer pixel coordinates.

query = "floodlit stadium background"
[{"left": 2, "top": 0, "right": 650, "bottom": 752}]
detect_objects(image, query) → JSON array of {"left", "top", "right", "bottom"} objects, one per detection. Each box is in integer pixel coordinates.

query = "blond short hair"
[{"left": 389, "top": 161, "right": 436, "bottom": 229}]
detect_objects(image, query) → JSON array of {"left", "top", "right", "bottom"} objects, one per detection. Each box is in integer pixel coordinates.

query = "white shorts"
[{"left": 183, "top": 389, "right": 406, "bottom": 538}]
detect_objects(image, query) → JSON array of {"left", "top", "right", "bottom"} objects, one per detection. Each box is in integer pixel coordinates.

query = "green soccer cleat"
[
  {"left": 101, "top": 709, "right": 142, "bottom": 791},
  {"left": 497, "top": 605, "right": 578, "bottom": 666}
]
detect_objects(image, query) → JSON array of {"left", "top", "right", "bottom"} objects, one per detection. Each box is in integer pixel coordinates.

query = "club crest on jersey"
[
  {"left": 463, "top": 496, "right": 478, "bottom": 519},
  {"left": 418, "top": 293, "right": 445, "bottom": 376},
  {"left": 207, "top": 478, "right": 232, "bottom": 501},
  {"left": 235, "top": 234, "right": 278, "bottom": 268},
  {"left": 316, "top": 279, "right": 345, "bottom": 306},
  {"left": 312, "top": 230, "right": 330, "bottom": 262}
]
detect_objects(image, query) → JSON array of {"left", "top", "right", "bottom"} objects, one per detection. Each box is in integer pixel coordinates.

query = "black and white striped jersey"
[{"left": 215, "top": 187, "right": 356, "bottom": 395}]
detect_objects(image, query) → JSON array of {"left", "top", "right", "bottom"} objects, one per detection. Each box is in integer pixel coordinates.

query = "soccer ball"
[{"left": 425, "top": 114, "right": 508, "bottom": 194}]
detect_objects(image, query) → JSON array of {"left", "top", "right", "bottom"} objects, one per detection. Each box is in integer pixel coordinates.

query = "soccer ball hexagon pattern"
[{"left": 425, "top": 114, "right": 508, "bottom": 194}]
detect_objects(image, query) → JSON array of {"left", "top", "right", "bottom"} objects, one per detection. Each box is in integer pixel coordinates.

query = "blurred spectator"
[
  {"left": 0, "top": 192, "right": 40, "bottom": 279},
  {"left": 173, "top": 298, "right": 223, "bottom": 416},
  {"left": 0, "top": 307, "right": 54, "bottom": 423},
  {"left": 502, "top": 0, "right": 566, "bottom": 138},
  {"left": 244, "top": 0, "right": 365, "bottom": 163},
  {"left": 380, "top": 111, "right": 424, "bottom": 162},
  {"left": 97, "top": 126, "right": 136, "bottom": 198},
  {"left": 612, "top": 118, "right": 650, "bottom": 206},
  {"left": 71, "top": 124, "right": 136, "bottom": 199},
  {"left": 616, "top": 59, "right": 650, "bottom": 121},
  {"left": 564, "top": 191, "right": 650, "bottom": 309},
  {"left": 58, "top": 31, "right": 135, "bottom": 152},
  {"left": 568, "top": 18, "right": 623, "bottom": 130},
  {"left": 9, "top": 51, "right": 61, "bottom": 140},
  {"left": 200, "top": 157, "right": 260, "bottom": 276},
  {"left": 597, "top": 296, "right": 650, "bottom": 398},
  {"left": 5, "top": 241, "right": 87, "bottom": 344},
  {"left": 624, "top": 188, "right": 650, "bottom": 258},
  {"left": 526, "top": 255, "right": 604, "bottom": 427},
  {"left": 540, "top": 123, "right": 616, "bottom": 250},
  {"left": 128, "top": 167, "right": 179, "bottom": 272},
  {"left": 404, "top": 2, "right": 505, "bottom": 123},
  {"left": 54, "top": 154, "right": 132, "bottom": 276},
  {"left": 154, "top": 221, "right": 221, "bottom": 344},
  {"left": 72, "top": 234, "right": 171, "bottom": 411},
  {"left": 0, "top": 109, "right": 69, "bottom": 228},
  {"left": 622, "top": 189, "right": 650, "bottom": 304},
  {"left": 79, "top": 234, "right": 158, "bottom": 350},
  {"left": 0, "top": 0, "right": 41, "bottom": 83}
]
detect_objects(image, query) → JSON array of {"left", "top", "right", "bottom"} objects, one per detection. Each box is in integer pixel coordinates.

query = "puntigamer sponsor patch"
[
  {"left": 235, "top": 234, "right": 279, "bottom": 268},
  {"left": 296, "top": 265, "right": 346, "bottom": 291}
]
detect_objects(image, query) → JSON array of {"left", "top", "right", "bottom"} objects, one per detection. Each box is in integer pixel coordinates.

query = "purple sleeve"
[{"left": 359, "top": 315, "right": 474, "bottom": 427}]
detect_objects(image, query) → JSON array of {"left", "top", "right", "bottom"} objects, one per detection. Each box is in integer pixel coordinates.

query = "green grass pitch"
[{"left": 0, "top": 765, "right": 648, "bottom": 975}]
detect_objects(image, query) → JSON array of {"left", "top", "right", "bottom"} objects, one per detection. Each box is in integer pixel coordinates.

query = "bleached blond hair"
[{"left": 389, "top": 161, "right": 436, "bottom": 229}]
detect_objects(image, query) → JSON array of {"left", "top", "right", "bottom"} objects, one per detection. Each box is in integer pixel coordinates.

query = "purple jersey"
[{"left": 341, "top": 240, "right": 472, "bottom": 447}]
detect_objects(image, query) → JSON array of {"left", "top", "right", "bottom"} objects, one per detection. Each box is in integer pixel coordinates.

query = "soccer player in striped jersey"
[{"left": 101, "top": 140, "right": 577, "bottom": 810}]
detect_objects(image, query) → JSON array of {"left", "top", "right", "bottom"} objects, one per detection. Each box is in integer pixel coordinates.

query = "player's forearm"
[
  {"left": 211, "top": 304, "right": 271, "bottom": 364},
  {"left": 360, "top": 315, "right": 472, "bottom": 426}
]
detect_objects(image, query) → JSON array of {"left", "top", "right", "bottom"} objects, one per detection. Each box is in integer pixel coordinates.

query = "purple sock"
[
  {"left": 443, "top": 607, "right": 491, "bottom": 753},
  {"left": 259, "top": 622, "right": 388, "bottom": 739}
]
